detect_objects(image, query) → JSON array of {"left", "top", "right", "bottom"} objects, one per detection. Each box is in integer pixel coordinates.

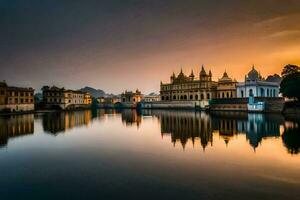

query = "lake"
[{"left": 0, "top": 109, "right": 299, "bottom": 200}]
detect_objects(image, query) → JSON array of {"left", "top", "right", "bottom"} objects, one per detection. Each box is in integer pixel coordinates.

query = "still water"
[{"left": 0, "top": 109, "right": 299, "bottom": 200}]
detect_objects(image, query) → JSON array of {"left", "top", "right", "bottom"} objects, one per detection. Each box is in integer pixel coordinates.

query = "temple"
[{"left": 160, "top": 66, "right": 217, "bottom": 102}]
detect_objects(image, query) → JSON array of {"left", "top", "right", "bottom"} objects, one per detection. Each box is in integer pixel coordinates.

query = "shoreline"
[{"left": 1, "top": 106, "right": 299, "bottom": 117}]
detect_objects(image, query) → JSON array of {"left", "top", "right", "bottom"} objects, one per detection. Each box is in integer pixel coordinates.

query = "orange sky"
[{"left": 1, "top": 1, "right": 300, "bottom": 94}]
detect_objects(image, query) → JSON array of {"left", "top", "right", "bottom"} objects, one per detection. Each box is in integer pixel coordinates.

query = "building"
[
  {"left": 160, "top": 66, "right": 217, "bottom": 102},
  {"left": 42, "top": 86, "right": 92, "bottom": 109},
  {"left": 142, "top": 94, "right": 160, "bottom": 102},
  {"left": 236, "top": 66, "right": 280, "bottom": 98},
  {"left": 217, "top": 71, "right": 237, "bottom": 98},
  {"left": 121, "top": 89, "right": 143, "bottom": 104},
  {"left": 0, "top": 81, "right": 34, "bottom": 112}
]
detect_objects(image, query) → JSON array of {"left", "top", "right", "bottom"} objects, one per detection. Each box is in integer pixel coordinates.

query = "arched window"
[
  {"left": 241, "top": 90, "right": 244, "bottom": 98},
  {"left": 230, "top": 92, "right": 233, "bottom": 98},
  {"left": 190, "top": 95, "right": 193, "bottom": 100},
  {"left": 180, "top": 95, "right": 183, "bottom": 100},
  {"left": 184, "top": 95, "right": 187, "bottom": 100},
  {"left": 267, "top": 89, "right": 269, "bottom": 97},
  {"left": 161, "top": 96, "right": 165, "bottom": 101},
  {"left": 273, "top": 89, "right": 276, "bottom": 97},
  {"left": 173, "top": 95, "right": 176, "bottom": 100},
  {"left": 249, "top": 89, "right": 253, "bottom": 97},
  {"left": 201, "top": 94, "right": 204, "bottom": 100},
  {"left": 226, "top": 93, "right": 229, "bottom": 98},
  {"left": 195, "top": 95, "right": 198, "bottom": 100},
  {"left": 222, "top": 93, "right": 225, "bottom": 98},
  {"left": 166, "top": 96, "right": 169, "bottom": 101},
  {"left": 207, "top": 93, "right": 210, "bottom": 99},
  {"left": 260, "top": 88, "right": 265, "bottom": 97}
]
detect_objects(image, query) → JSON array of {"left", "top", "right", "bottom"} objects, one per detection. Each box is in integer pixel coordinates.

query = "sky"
[{"left": 0, "top": 0, "right": 300, "bottom": 94}]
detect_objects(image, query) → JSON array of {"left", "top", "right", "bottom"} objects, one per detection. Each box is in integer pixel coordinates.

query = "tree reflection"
[{"left": 282, "top": 121, "right": 300, "bottom": 154}]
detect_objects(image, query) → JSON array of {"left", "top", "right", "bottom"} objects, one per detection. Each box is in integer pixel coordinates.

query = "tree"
[
  {"left": 281, "top": 64, "right": 300, "bottom": 77},
  {"left": 280, "top": 64, "right": 300, "bottom": 101}
]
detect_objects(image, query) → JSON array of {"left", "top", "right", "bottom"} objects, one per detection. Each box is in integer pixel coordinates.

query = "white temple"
[{"left": 236, "top": 66, "right": 280, "bottom": 98}]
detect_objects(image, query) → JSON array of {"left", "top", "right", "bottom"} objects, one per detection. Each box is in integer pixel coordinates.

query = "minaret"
[
  {"left": 208, "top": 70, "right": 212, "bottom": 81},
  {"left": 189, "top": 70, "right": 195, "bottom": 81},
  {"left": 200, "top": 65, "right": 207, "bottom": 81},
  {"left": 170, "top": 72, "right": 176, "bottom": 83}
]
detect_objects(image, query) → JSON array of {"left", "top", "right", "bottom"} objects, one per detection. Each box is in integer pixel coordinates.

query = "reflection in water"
[
  {"left": 282, "top": 120, "right": 300, "bottom": 154},
  {"left": 42, "top": 110, "right": 93, "bottom": 135},
  {"left": 0, "top": 109, "right": 299, "bottom": 155},
  {"left": 154, "top": 111, "right": 213, "bottom": 149},
  {"left": 0, "top": 114, "right": 34, "bottom": 147},
  {"left": 141, "top": 110, "right": 299, "bottom": 154},
  {"left": 211, "top": 112, "right": 283, "bottom": 149},
  {"left": 120, "top": 109, "right": 142, "bottom": 128}
]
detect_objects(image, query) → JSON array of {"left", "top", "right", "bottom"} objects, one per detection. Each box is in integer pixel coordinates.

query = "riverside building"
[
  {"left": 0, "top": 81, "right": 34, "bottom": 112},
  {"left": 160, "top": 66, "right": 217, "bottom": 102},
  {"left": 236, "top": 66, "right": 280, "bottom": 98},
  {"left": 216, "top": 71, "right": 237, "bottom": 98},
  {"left": 42, "top": 86, "right": 92, "bottom": 109}
]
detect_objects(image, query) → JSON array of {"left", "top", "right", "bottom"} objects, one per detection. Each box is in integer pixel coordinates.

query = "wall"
[{"left": 0, "top": 103, "right": 34, "bottom": 112}]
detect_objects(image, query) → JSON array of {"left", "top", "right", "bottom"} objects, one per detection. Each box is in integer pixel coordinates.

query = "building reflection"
[
  {"left": 211, "top": 112, "right": 283, "bottom": 149},
  {"left": 0, "top": 114, "right": 34, "bottom": 147},
  {"left": 148, "top": 110, "right": 286, "bottom": 150},
  {"left": 152, "top": 110, "right": 213, "bottom": 149},
  {"left": 119, "top": 109, "right": 142, "bottom": 128},
  {"left": 237, "top": 114, "right": 283, "bottom": 149},
  {"left": 42, "top": 110, "right": 95, "bottom": 135}
]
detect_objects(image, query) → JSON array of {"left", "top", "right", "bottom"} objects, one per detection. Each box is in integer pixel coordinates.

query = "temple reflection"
[
  {"left": 0, "top": 114, "right": 34, "bottom": 147},
  {"left": 146, "top": 110, "right": 286, "bottom": 150},
  {"left": 152, "top": 110, "right": 213, "bottom": 149},
  {"left": 0, "top": 109, "right": 298, "bottom": 154}
]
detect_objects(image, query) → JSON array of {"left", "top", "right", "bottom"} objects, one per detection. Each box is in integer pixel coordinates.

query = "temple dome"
[{"left": 247, "top": 66, "right": 259, "bottom": 81}]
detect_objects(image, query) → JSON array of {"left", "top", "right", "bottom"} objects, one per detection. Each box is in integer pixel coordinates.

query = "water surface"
[{"left": 0, "top": 109, "right": 299, "bottom": 200}]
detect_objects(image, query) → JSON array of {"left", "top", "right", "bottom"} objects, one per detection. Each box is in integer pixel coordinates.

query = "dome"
[{"left": 247, "top": 66, "right": 259, "bottom": 81}]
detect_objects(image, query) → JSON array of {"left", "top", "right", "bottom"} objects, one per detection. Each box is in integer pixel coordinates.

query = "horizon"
[{"left": 1, "top": 0, "right": 300, "bottom": 94}]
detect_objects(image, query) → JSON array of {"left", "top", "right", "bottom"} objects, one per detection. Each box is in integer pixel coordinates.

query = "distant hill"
[{"left": 79, "top": 86, "right": 106, "bottom": 98}]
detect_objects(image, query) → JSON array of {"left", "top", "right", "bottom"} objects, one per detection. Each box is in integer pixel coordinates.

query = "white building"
[{"left": 236, "top": 66, "right": 280, "bottom": 98}]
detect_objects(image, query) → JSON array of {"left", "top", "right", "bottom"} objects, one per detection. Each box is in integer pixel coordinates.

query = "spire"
[
  {"left": 223, "top": 70, "right": 228, "bottom": 78},
  {"left": 200, "top": 65, "right": 207, "bottom": 76},
  {"left": 190, "top": 69, "right": 194, "bottom": 77},
  {"left": 209, "top": 70, "right": 212, "bottom": 76}
]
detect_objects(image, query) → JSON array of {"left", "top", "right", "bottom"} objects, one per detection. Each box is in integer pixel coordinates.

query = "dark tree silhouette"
[
  {"left": 280, "top": 64, "right": 300, "bottom": 101},
  {"left": 282, "top": 126, "right": 300, "bottom": 154}
]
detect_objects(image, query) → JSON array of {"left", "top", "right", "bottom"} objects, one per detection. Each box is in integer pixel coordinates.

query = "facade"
[
  {"left": 42, "top": 86, "right": 92, "bottom": 109},
  {"left": 236, "top": 66, "right": 280, "bottom": 98},
  {"left": 0, "top": 81, "right": 34, "bottom": 112},
  {"left": 142, "top": 94, "right": 160, "bottom": 102},
  {"left": 217, "top": 71, "right": 237, "bottom": 98},
  {"left": 160, "top": 66, "right": 217, "bottom": 102},
  {"left": 121, "top": 89, "right": 143, "bottom": 104}
]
